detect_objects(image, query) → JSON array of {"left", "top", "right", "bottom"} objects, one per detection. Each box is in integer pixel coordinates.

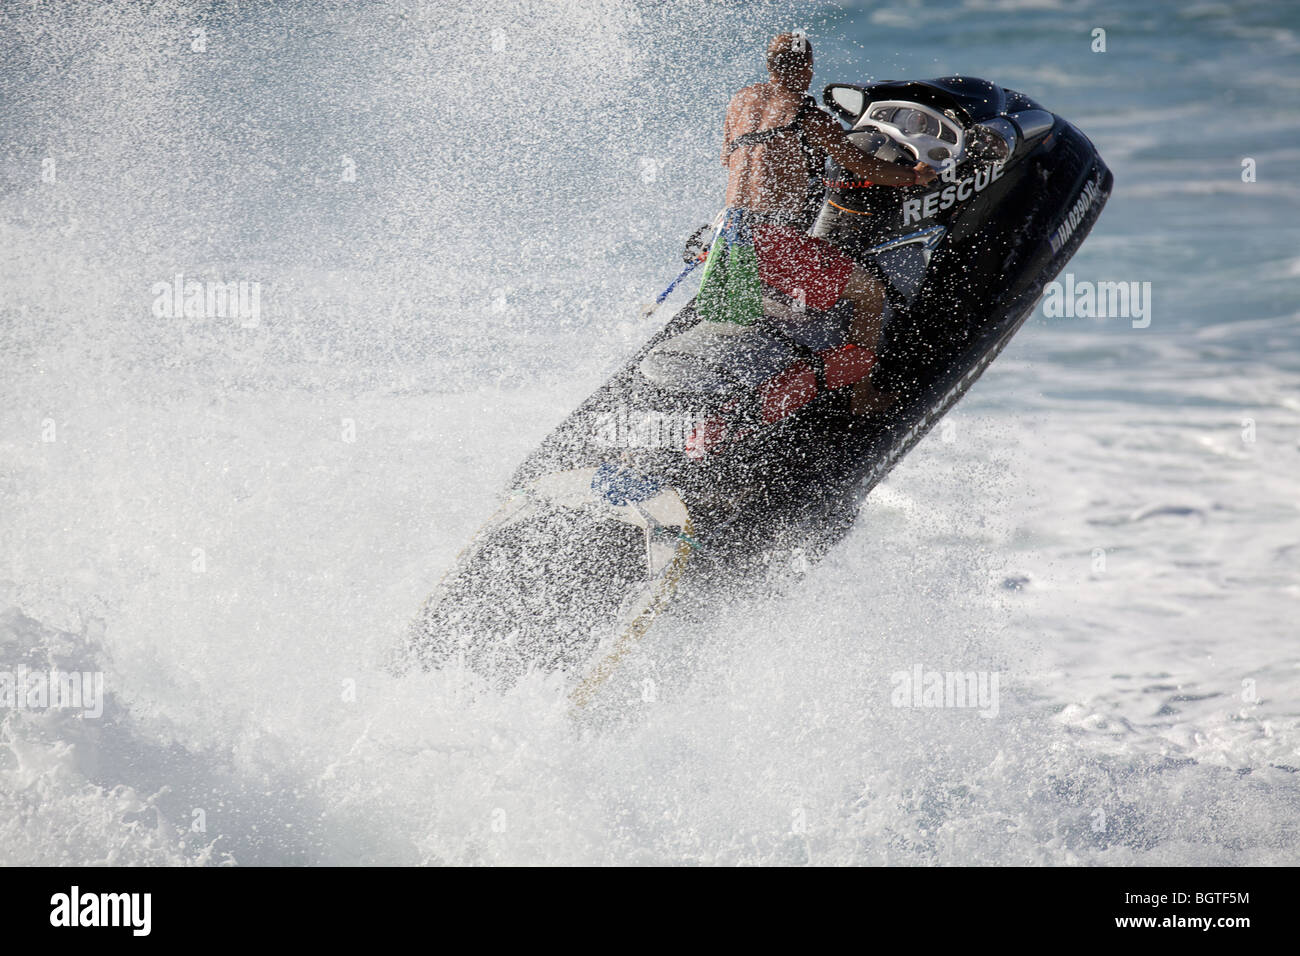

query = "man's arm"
[
  {"left": 805, "top": 112, "right": 937, "bottom": 187},
  {"left": 722, "top": 112, "right": 733, "bottom": 167},
  {"left": 721, "top": 90, "right": 744, "bottom": 166}
]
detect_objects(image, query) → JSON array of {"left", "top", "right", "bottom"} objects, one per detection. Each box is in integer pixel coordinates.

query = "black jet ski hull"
[{"left": 406, "top": 77, "right": 1112, "bottom": 698}]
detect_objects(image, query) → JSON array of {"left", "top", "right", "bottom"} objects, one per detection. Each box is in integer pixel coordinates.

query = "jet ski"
[{"left": 405, "top": 76, "right": 1112, "bottom": 704}]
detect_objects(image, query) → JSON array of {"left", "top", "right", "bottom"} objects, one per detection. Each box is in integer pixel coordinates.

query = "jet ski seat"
[
  {"left": 638, "top": 318, "right": 797, "bottom": 395},
  {"left": 638, "top": 303, "right": 876, "bottom": 425}
]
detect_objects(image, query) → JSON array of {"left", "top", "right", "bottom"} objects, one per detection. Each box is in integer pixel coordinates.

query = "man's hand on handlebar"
[
  {"left": 812, "top": 112, "right": 946, "bottom": 189},
  {"left": 912, "top": 162, "right": 938, "bottom": 187}
]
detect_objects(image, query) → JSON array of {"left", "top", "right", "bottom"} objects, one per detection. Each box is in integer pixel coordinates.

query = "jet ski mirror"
[
  {"left": 825, "top": 85, "right": 867, "bottom": 123},
  {"left": 971, "top": 117, "right": 1017, "bottom": 162},
  {"left": 1009, "top": 109, "right": 1054, "bottom": 142}
]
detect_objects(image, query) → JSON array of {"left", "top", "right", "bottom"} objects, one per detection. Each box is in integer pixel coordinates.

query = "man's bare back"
[
  {"left": 723, "top": 82, "right": 936, "bottom": 217},
  {"left": 722, "top": 82, "right": 820, "bottom": 216}
]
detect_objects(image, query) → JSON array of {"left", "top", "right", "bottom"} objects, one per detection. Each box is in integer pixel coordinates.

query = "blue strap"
[
  {"left": 655, "top": 259, "right": 703, "bottom": 305},
  {"left": 592, "top": 462, "right": 662, "bottom": 506}
]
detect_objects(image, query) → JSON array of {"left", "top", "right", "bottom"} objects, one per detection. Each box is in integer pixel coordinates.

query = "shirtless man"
[{"left": 723, "top": 33, "right": 937, "bottom": 414}]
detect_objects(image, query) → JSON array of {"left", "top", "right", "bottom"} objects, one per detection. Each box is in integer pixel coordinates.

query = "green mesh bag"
[{"left": 696, "top": 212, "right": 762, "bottom": 327}]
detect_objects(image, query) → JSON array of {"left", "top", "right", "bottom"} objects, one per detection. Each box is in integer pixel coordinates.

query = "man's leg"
[
  {"left": 751, "top": 226, "right": 893, "bottom": 416},
  {"left": 840, "top": 266, "right": 894, "bottom": 416}
]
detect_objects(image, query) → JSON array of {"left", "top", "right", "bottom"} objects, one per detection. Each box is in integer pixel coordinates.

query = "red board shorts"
[{"left": 751, "top": 223, "right": 855, "bottom": 312}]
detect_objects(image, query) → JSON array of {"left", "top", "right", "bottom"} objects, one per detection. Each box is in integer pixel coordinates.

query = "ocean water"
[{"left": 1, "top": 0, "right": 1297, "bottom": 865}]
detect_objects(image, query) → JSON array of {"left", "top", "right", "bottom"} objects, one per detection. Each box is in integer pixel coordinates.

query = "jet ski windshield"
[{"left": 853, "top": 100, "right": 966, "bottom": 168}]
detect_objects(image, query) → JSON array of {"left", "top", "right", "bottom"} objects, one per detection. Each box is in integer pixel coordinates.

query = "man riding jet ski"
[
  {"left": 702, "top": 32, "right": 936, "bottom": 416},
  {"left": 404, "top": 41, "right": 1113, "bottom": 700}
]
